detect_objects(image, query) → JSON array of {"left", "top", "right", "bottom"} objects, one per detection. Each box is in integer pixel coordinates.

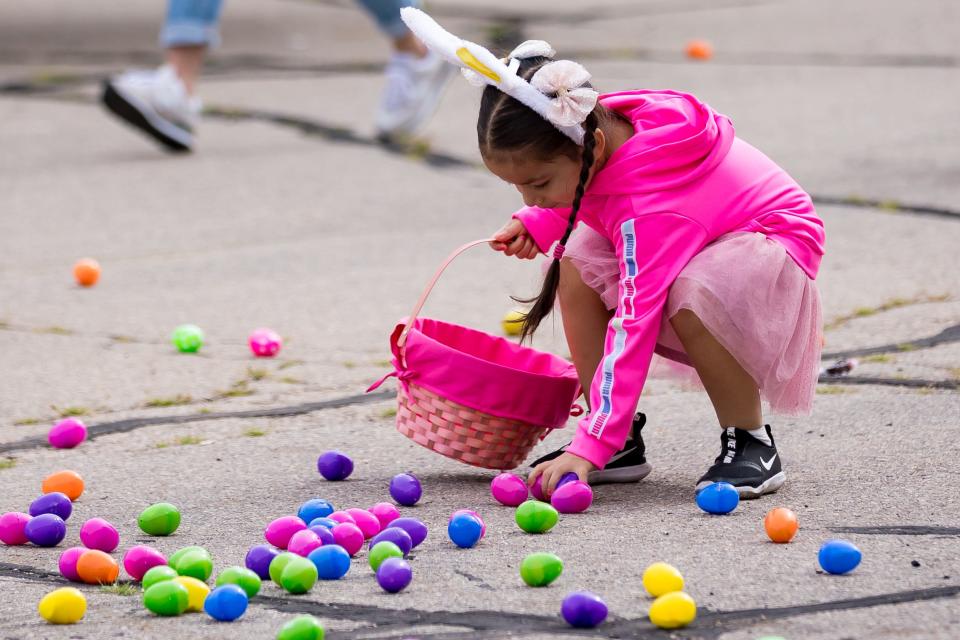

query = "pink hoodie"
[{"left": 514, "top": 90, "right": 825, "bottom": 469}]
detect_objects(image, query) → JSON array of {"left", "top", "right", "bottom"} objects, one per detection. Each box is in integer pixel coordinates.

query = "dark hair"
[{"left": 478, "top": 56, "right": 603, "bottom": 341}]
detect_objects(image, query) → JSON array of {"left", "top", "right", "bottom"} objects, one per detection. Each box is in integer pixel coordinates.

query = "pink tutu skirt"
[{"left": 562, "top": 227, "right": 822, "bottom": 415}]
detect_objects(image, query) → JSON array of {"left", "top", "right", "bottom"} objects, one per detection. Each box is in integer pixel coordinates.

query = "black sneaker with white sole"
[
  {"left": 529, "top": 412, "right": 652, "bottom": 484},
  {"left": 696, "top": 426, "right": 785, "bottom": 498}
]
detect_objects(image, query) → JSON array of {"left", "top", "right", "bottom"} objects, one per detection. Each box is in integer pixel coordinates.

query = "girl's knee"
[{"left": 670, "top": 308, "right": 706, "bottom": 339}]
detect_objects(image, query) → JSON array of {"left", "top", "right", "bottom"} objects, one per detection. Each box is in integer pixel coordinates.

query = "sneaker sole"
[
  {"left": 588, "top": 462, "right": 653, "bottom": 484},
  {"left": 695, "top": 471, "right": 786, "bottom": 498},
  {"left": 101, "top": 81, "right": 193, "bottom": 152},
  {"left": 376, "top": 62, "right": 454, "bottom": 138}
]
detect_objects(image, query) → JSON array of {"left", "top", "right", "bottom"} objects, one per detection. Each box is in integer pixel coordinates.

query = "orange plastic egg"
[
  {"left": 42, "top": 470, "right": 85, "bottom": 502},
  {"left": 73, "top": 259, "right": 100, "bottom": 287},
  {"left": 685, "top": 40, "right": 713, "bottom": 61},
  {"left": 76, "top": 550, "right": 119, "bottom": 585},
  {"left": 764, "top": 507, "right": 799, "bottom": 543}
]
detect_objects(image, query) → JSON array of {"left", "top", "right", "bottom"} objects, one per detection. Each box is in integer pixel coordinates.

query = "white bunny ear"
[{"left": 507, "top": 40, "right": 556, "bottom": 61}]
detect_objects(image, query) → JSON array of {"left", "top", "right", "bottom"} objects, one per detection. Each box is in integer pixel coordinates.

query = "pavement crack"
[
  {"left": 831, "top": 525, "right": 960, "bottom": 537},
  {"left": 822, "top": 323, "right": 960, "bottom": 360},
  {"left": 817, "top": 375, "right": 958, "bottom": 391}
]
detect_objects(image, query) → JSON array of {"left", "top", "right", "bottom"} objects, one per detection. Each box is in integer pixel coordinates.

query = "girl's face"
[{"left": 483, "top": 150, "right": 584, "bottom": 209}]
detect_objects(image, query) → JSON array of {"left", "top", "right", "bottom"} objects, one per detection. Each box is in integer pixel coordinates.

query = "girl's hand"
[
  {"left": 490, "top": 219, "right": 539, "bottom": 260},
  {"left": 528, "top": 452, "right": 596, "bottom": 497}
]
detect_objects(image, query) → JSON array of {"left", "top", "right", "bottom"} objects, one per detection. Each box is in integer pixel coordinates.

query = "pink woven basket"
[{"left": 368, "top": 239, "right": 581, "bottom": 470}]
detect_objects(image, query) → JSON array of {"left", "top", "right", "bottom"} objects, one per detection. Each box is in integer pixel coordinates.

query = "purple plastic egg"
[
  {"left": 248, "top": 327, "right": 282, "bottom": 358},
  {"left": 390, "top": 517, "right": 428, "bottom": 548},
  {"left": 122, "top": 545, "right": 167, "bottom": 581},
  {"left": 328, "top": 511, "right": 357, "bottom": 526},
  {"left": 550, "top": 481, "right": 593, "bottom": 514},
  {"left": 557, "top": 472, "right": 579, "bottom": 490},
  {"left": 264, "top": 516, "right": 306, "bottom": 550},
  {"left": 491, "top": 473, "right": 529, "bottom": 507},
  {"left": 561, "top": 591, "right": 608, "bottom": 628},
  {"left": 346, "top": 508, "right": 382, "bottom": 540},
  {"left": 389, "top": 473, "right": 422, "bottom": 507},
  {"left": 80, "top": 517, "right": 120, "bottom": 552},
  {"left": 450, "top": 509, "right": 486, "bottom": 538},
  {"left": 48, "top": 418, "right": 87, "bottom": 449},
  {"left": 25, "top": 513, "right": 67, "bottom": 547},
  {"left": 376, "top": 557, "right": 412, "bottom": 593},
  {"left": 287, "top": 529, "right": 323, "bottom": 557},
  {"left": 58, "top": 546, "right": 86, "bottom": 581},
  {"left": 368, "top": 502, "right": 401, "bottom": 529},
  {"left": 332, "top": 523, "right": 364, "bottom": 557},
  {"left": 317, "top": 450, "right": 354, "bottom": 481},
  {"left": 368, "top": 527, "right": 413, "bottom": 556},
  {"left": 245, "top": 544, "right": 280, "bottom": 580},
  {"left": 309, "top": 525, "right": 336, "bottom": 546},
  {"left": 0, "top": 512, "right": 32, "bottom": 545},
  {"left": 29, "top": 492, "right": 73, "bottom": 521}
]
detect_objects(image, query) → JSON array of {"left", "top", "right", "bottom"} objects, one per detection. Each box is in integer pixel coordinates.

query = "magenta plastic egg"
[
  {"left": 59, "top": 547, "right": 87, "bottom": 581},
  {"left": 48, "top": 418, "right": 87, "bottom": 449},
  {"left": 248, "top": 328, "right": 282, "bottom": 358},
  {"left": 346, "top": 508, "right": 381, "bottom": 540},
  {"left": 550, "top": 481, "right": 593, "bottom": 514},
  {"left": 530, "top": 475, "right": 547, "bottom": 501},
  {"left": 332, "top": 523, "right": 364, "bottom": 557},
  {"left": 264, "top": 516, "right": 307, "bottom": 550},
  {"left": 328, "top": 511, "right": 357, "bottom": 526},
  {"left": 369, "top": 503, "right": 401, "bottom": 529},
  {"left": 287, "top": 530, "right": 323, "bottom": 557},
  {"left": 123, "top": 545, "right": 168, "bottom": 581},
  {"left": 79, "top": 518, "right": 120, "bottom": 552},
  {"left": 491, "top": 474, "right": 528, "bottom": 506},
  {"left": 450, "top": 509, "right": 485, "bottom": 538},
  {"left": 0, "top": 512, "right": 32, "bottom": 545}
]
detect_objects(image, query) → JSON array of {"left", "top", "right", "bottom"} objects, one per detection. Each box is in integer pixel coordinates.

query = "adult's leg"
[{"left": 160, "top": 0, "right": 226, "bottom": 93}]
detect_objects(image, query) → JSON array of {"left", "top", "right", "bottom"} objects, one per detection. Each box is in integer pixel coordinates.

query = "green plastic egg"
[
  {"left": 368, "top": 541, "right": 403, "bottom": 572},
  {"left": 520, "top": 552, "right": 564, "bottom": 586},
  {"left": 138, "top": 503, "right": 181, "bottom": 536},
  {"left": 142, "top": 565, "right": 178, "bottom": 590},
  {"left": 216, "top": 566, "right": 262, "bottom": 598},
  {"left": 167, "top": 545, "right": 205, "bottom": 568},
  {"left": 280, "top": 557, "right": 318, "bottom": 594},
  {"left": 515, "top": 500, "right": 559, "bottom": 534},
  {"left": 172, "top": 324, "right": 204, "bottom": 353},
  {"left": 270, "top": 552, "right": 299, "bottom": 585},
  {"left": 276, "top": 614, "right": 326, "bottom": 640},
  {"left": 143, "top": 580, "right": 190, "bottom": 616},
  {"left": 175, "top": 549, "right": 213, "bottom": 581}
]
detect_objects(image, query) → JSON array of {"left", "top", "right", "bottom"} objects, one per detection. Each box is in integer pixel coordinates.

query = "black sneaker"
[
  {"left": 529, "top": 412, "right": 652, "bottom": 484},
  {"left": 696, "top": 426, "right": 785, "bottom": 498}
]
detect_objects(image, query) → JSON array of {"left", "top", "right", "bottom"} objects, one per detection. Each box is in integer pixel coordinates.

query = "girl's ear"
[{"left": 593, "top": 127, "right": 606, "bottom": 161}]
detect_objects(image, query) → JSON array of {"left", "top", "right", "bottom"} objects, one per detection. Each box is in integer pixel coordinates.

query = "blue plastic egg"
[
  {"left": 298, "top": 499, "right": 335, "bottom": 523},
  {"left": 447, "top": 513, "right": 483, "bottom": 549},
  {"left": 695, "top": 482, "right": 739, "bottom": 515},
  {"left": 308, "top": 545, "right": 351, "bottom": 580},
  {"left": 818, "top": 539, "right": 862, "bottom": 575},
  {"left": 203, "top": 584, "right": 248, "bottom": 621}
]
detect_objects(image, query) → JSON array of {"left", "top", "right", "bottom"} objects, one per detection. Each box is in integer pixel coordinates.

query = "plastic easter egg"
[
  {"left": 280, "top": 556, "right": 318, "bottom": 594},
  {"left": 171, "top": 324, "right": 204, "bottom": 353},
  {"left": 265, "top": 516, "right": 307, "bottom": 549},
  {"left": 42, "top": 470, "right": 84, "bottom": 501},
  {"left": 48, "top": 418, "right": 87, "bottom": 449},
  {"left": 76, "top": 549, "right": 119, "bottom": 584},
  {"left": 642, "top": 562, "right": 684, "bottom": 597},
  {"left": 332, "top": 523, "right": 364, "bottom": 557},
  {"left": 123, "top": 545, "right": 167, "bottom": 581},
  {"left": 142, "top": 565, "right": 178, "bottom": 590},
  {"left": 328, "top": 510, "right": 356, "bottom": 525},
  {"left": 369, "top": 541, "right": 403, "bottom": 571},
  {"left": 491, "top": 473, "right": 528, "bottom": 506},
  {"left": 309, "top": 525, "right": 335, "bottom": 546},
  {"left": 685, "top": 40, "right": 713, "bottom": 60},
  {"left": 308, "top": 517, "right": 338, "bottom": 530},
  {"left": 551, "top": 481, "right": 593, "bottom": 514},
  {"left": 376, "top": 557, "right": 412, "bottom": 593},
  {"left": 38, "top": 587, "right": 86, "bottom": 624},
  {"left": 246, "top": 544, "right": 280, "bottom": 579},
  {"left": 30, "top": 492, "right": 73, "bottom": 521},
  {"left": 515, "top": 501, "right": 559, "bottom": 534},
  {"left": 216, "top": 566, "right": 262, "bottom": 598},
  {"left": 175, "top": 548, "right": 213, "bottom": 581},
  {"left": 368, "top": 502, "right": 400, "bottom": 529},
  {"left": 73, "top": 258, "right": 100, "bottom": 287},
  {"left": 317, "top": 450, "right": 353, "bottom": 481},
  {"left": 287, "top": 529, "right": 323, "bottom": 557},
  {"left": 277, "top": 615, "right": 326, "bottom": 640},
  {"left": 450, "top": 509, "right": 486, "bottom": 538},
  {"left": 298, "top": 499, "right": 335, "bottom": 524},
  {"left": 530, "top": 475, "right": 547, "bottom": 501},
  {"left": 369, "top": 527, "right": 412, "bottom": 557},
  {"left": 448, "top": 513, "right": 483, "bottom": 549},
  {"left": 269, "top": 552, "right": 299, "bottom": 585},
  {"left": 144, "top": 580, "right": 190, "bottom": 616},
  {"left": 204, "top": 584, "right": 249, "bottom": 621},
  {"left": 249, "top": 328, "right": 282, "bottom": 358},
  {"left": 649, "top": 591, "right": 697, "bottom": 629},
  {"left": 764, "top": 508, "right": 799, "bottom": 543},
  {"left": 557, "top": 472, "right": 580, "bottom": 489},
  {"left": 818, "top": 539, "right": 862, "bottom": 575},
  {"left": 502, "top": 309, "right": 525, "bottom": 336},
  {"left": 58, "top": 547, "right": 86, "bottom": 582},
  {"left": 79, "top": 517, "right": 119, "bottom": 552},
  {"left": 390, "top": 517, "right": 428, "bottom": 548},
  {"left": 520, "top": 552, "right": 563, "bottom": 587},
  {"left": 389, "top": 473, "right": 422, "bottom": 506},
  {"left": 561, "top": 591, "right": 608, "bottom": 628},
  {"left": 173, "top": 575, "right": 210, "bottom": 612},
  {"left": 346, "top": 508, "right": 382, "bottom": 539},
  {"left": 25, "top": 513, "right": 67, "bottom": 547},
  {"left": 308, "top": 545, "right": 351, "bottom": 580},
  {"left": 168, "top": 545, "right": 205, "bottom": 568},
  {"left": 0, "top": 512, "right": 32, "bottom": 545},
  {"left": 138, "top": 502, "right": 181, "bottom": 536},
  {"left": 696, "top": 482, "right": 739, "bottom": 515}
]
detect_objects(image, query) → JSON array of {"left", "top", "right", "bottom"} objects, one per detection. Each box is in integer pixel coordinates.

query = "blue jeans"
[{"left": 161, "top": 0, "right": 420, "bottom": 48}]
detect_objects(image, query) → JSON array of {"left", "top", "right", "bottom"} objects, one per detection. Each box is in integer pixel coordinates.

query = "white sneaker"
[
  {"left": 375, "top": 50, "right": 453, "bottom": 140},
  {"left": 101, "top": 65, "right": 201, "bottom": 152}
]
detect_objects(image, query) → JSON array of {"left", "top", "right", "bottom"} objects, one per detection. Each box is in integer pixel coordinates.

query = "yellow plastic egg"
[
  {"left": 642, "top": 562, "right": 684, "bottom": 597},
  {"left": 173, "top": 576, "right": 211, "bottom": 612},
  {"left": 649, "top": 591, "right": 696, "bottom": 629},
  {"left": 502, "top": 309, "right": 526, "bottom": 336},
  {"left": 38, "top": 587, "right": 87, "bottom": 624}
]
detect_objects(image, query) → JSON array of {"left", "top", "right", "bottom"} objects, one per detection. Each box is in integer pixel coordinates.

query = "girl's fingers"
[
  {"left": 493, "top": 219, "right": 525, "bottom": 243},
  {"left": 527, "top": 464, "right": 544, "bottom": 486},
  {"left": 505, "top": 234, "right": 527, "bottom": 256}
]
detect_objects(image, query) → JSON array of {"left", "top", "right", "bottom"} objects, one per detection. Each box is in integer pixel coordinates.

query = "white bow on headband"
[{"left": 400, "top": 8, "right": 599, "bottom": 144}]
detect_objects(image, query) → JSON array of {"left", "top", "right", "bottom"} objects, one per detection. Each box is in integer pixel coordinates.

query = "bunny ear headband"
[{"left": 400, "top": 7, "right": 598, "bottom": 145}]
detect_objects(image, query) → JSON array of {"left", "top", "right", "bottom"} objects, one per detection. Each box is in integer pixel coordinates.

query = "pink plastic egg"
[
  {"left": 0, "top": 512, "right": 32, "bottom": 545},
  {"left": 550, "top": 480, "right": 593, "bottom": 514},
  {"left": 346, "top": 508, "right": 381, "bottom": 540},
  {"left": 264, "top": 516, "right": 307, "bottom": 550},
  {"left": 248, "top": 328, "right": 282, "bottom": 358},
  {"left": 79, "top": 517, "right": 120, "bottom": 552},
  {"left": 328, "top": 511, "right": 357, "bottom": 526},
  {"left": 287, "top": 529, "right": 323, "bottom": 557},
  {"left": 332, "top": 523, "right": 364, "bottom": 557},
  {"left": 530, "top": 475, "right": 547, "bottom": 502},
  {"left": 58, "top": 546, "right": 87, "bottom": 581},
  {"left": 369, "top": 502, "right": 401, "bottom": 529},
  {"left": 48, "top": 418, "right": 87, "bottom": 449},
  {"left": 450, "top": 509, "right": 485, "bottom": 538},
  {"left": 122, "top": 545, "right": 167, "bottom": 581},
  {"left": 491, "top": 473, "right": 528, "bottom": 506}
]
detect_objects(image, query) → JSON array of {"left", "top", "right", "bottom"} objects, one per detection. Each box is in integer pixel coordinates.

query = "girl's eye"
[{"left": 533, "top": 181, "right": 549, "bottom": 189}]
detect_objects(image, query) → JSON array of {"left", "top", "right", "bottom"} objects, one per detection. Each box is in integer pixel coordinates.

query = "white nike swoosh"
[{"left": 760, "top": 454, "right": 778, "bottom": 471}]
